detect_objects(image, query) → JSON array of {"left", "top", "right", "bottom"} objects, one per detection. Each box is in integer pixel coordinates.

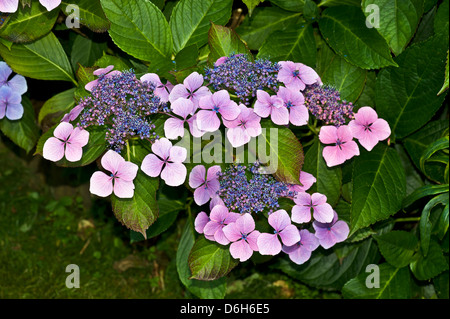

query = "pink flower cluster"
[
  {"left": 194, "top": 169, "right": 349, "bottom": 264},
  {"left": 319, "top": 107, "right": 391, "bottom": 167}
]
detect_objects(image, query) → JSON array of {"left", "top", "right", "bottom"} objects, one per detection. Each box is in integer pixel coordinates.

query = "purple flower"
[
  {"left": 164, "top": 98, "right": 205, "bottom": 140},
  {"left": 189, "top": 165, "right": 221, "bottom": 206},
  {"left": 291, "top": 192, "right": 333, "bottom": 224},
  {"left": 313, "top": 211, "right": 349, "bottom": 249},
  {"left": 43, "top": 122, "right": 89, "bottom": 162},
  {"left": 319, "top": 125, "right": 360, "bottom": 167},
  {"left": 194, "top": 211, "right": 215, "bottom": 241},
  {"left": 288, "top": 171, "right": 316, "bottom": 193},
  {"left": 348, "top": 106, "right": 391, "bottom": 151},
  {"left": 223, "top": 103, "right": 262, "bottom": 148},
  {"left": 89, "top": 150, "right": 138, "bottom": 198},
  {"left": 0, "top": 0, "right": 60, "bottom": 12},
  {"left": 223, "top": 213, "right": 261, "bottom": 262},
  {"left": 256, "top": 209, "right": 300, "bottom": 255},
  {"left": 141, "top": 138, "right": 187, "bottom": 187},
  {"left": 141, "top": 73, "right": 174, "bottom": 103},
  {"left": 85, "top": 65, "right": 122, "bottom": 92},
  {"left": 168, "top": 72, "right": 211, "bottom": 110},
  {"left": 203, "top": 205, "right": 240, "bottom": 245},
  {"left": 196, "top": 90, "right": 241, "bottom": 132},
  {"left": 277, "top": 86, "right": 309, "bottom": 126},
  {"left": 0, "top": 62, "right": 27, "bottom": 96},
  {"left": 253, "top": 90, "right": 289, "bottom": 125},
  {"left": 0, "top": 86, "right": 23, "bottom": 120},
  {"left": 61, "top": 104, "right": 84, "bottom": 123},
  {"left": 282, "top": 229, "right": 319, "bottom": 265},
  {"left": 277, "top": 61, "right": 321, "bottom": 91}
]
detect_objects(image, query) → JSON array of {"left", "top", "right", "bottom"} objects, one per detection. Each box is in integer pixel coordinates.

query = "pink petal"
[
  {"left": 53, "top": 122, "right": 74, "bottom": 141},
  {"left": 89, "top": 171, "right": 113, "bottom": 197},
  {"left": 93, "top": 65, "right": 114, "bottom": 76},
  {"left": 67, "top": 127, "right": 89, "bottom": 147},
  {"left": 203, "top": 221, "right": 222, "bottom": 237},
  {"left": 291, "top": 205, "right": 312, "bottom": 223},
  {"left": 206, "top": 165, "right": 221, "bottom": 181},
  {"left": 319, "top": 126, "right": 337, "bottom": 145},
  {"left": 191, "top": 86, "right": 211, "bottom": 110},
  {"left": 214, "top": 56, "right": 228, "bottom": 66},
  {"left": 113, "top": 179, "right": 135, "bottom": 198},
  {"left": 141, "top": 154, "right": 164, "bottom": 177},
  {"left": 116, "top": 161, "right": 138, "bottom": 182},
  {"left": 298, "top": 171, "right": 316, "bottom": 192},
  {"left": 140, "top": 73, "right": 161, "bottom": 85},
  {"left": 354, "top": 106, "right": 378, "bottom": 125},
  {"left": 101, "top": 150, "right": 125, "bottom": 174},
  {"left": 299, "top": 229, "right": 320, "bottom": 251},
  {"left": 312, "top": 203, "right": 334, "bottom": 223},
  {"left": 279, "top": 224, "right": 301, "bottom": 246},
  {"left": 187, "top": 115, "right": 206, "bottom": 138},
  {"left": 229, "top": 240, "right": 254, "bottom": 261},
  {"left": 183, "top": 72, "right": 204, "bottom": 92},
  {"left": 39, "top": 0, "right": 60, "bottom": 10},
  {"left": 164, "top": 117, "right": 186, "bottom": 140},
  {"left": 194, "top": 186, "right": 211, "bottom": 206},
  {"left": 289, "top": 104, "right": 309, "bottom": 126},
  {"left": 336, "top": 125, "right": 354, "bottom": 143},
  {"left": 311, "top": 192, "right": 328, "bottom": 206},
  {"left": 331, "top": 220, "right": 350, "bottom": 243},
  {"left": 194, "top": 212, "right": 209, "bottom": 234},
  {"left": 340, "top": 140, "right": 360, "bottom": 160},
  {"left": 171, "top": 98, "right": 194, "bottom": 119},
  {"left": 0, "top": 0, "right": 18, "bottom": 12},
  {"left": 168, "top": 84, "right": 189, "bottom": 103},
  {"left": 189, "top": 165, "right": 206, "bottom": 188},
  {"left": 64, "top": 143, "right": 83, "bottom": 162},
  {"left": 322, "top": 145, "right": 348, "bottom": 167},
  {"left": 43, "top": 137, "right": 65, "bottom": 162},
  {"left": 214, "top": 228, "right": 230, "bottom": 245},
  {"left": 227, "top": 126, "right": 250, "bottom": 148},
  {"left": 151, "top": 138, "right": 172, "bottom": 159},
  {"left": 209, "top": 205, "right": 229, "bottom": 223},
  {"left": 270, "top": 105, "right": 289, "bottom": 125},
  {"left": 246, "top": 230, "right": 260, "bottom": 251},
  {"left": 161, "top": 162, "right": 186, "bottom": 186},
  {"left": 169, "top": 146, "right": 187, "bottom": 163},
  {"left": 195, "top": 110, "right": 221, "bottom": 132},
  {"left": 299, "top": 63, "right": 320, "bottom": 85},
  {"left": 219, "top": 101, "right": 240, "bottom": 121},
  {"left": 222, "top": 222, "right": 242, "bottom": 242},
  {"left": 293, "top": 191, "right": 311, "bottom": 206},
  {"left": 235, "top": 213, "right": 255, "bottom": 235},
  {"left": 257, "top": 233, "right": 282, "bottom": 255},
  {"left": 268, "top": 209, "right": 291, "bottom": 232}
]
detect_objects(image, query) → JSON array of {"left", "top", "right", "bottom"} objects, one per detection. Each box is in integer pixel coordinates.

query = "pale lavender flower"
[
  {"left": 203, "top": 205, "right": 240, "bottom": 245},
  {"left": 43, "top": 122, "right": 89, "bottom": 162},
  {"left": 253, "top": 90, "right": 289, "bottom": 125},
  {"left": 223, "top": 103, "right": 262, "bottom": 148},
  {"left": 282, "top": 229, "right": 319, "bottom": 265},
  {"left": 168, "top": 72, "right": 211, "bottom": 110},
  {"left": 313, "top": 211, "right": 349, "bottom": 249},
  {"left": 141, "top": 73, "right": 174, "bottom": 103},
  {"left": 223, "top": 213, "right": 261, "bottom": 262},
  {"left": 0, "top": 86, "right": 23, "bottom": 120},
  {"left": 291, "top": 192, "right": 334, "bottom": 224},
  {"left": 189, "top": 165, "right": 221, "bottom": 206}
]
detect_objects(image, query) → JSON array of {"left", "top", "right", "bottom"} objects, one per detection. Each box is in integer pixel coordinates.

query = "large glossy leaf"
[
  {"left": 342, "top": 263, "right": 413, "bottom": 298},
  {"left": 170, "top": 0, "right": 233, "bottom": 53},
  {"left": 208, "top": 23, "right": 252, "bottom": 65},
  {"left": 236, "top": 7, "right": 301, "bottom": 51},
  {"left": 350, "top": 144, "right": 406, "bottom": 235},
  {"left": 258, "top": 120, "right": 304, "bottom": 185},
  {"left": 61, "top": 0, "right": 110, "bottom": 32},
  {"left": 276, "top": 237, "right": 380, "bottom": 290},
  {"left": 70, "top": 34, "right": 107, "bottom": 70},
  {"left": 0, "top": 1, "right": 58, "bottom": 43},
  {"left": 319, "top": 6, "right": 397, "bottom": 69},
  {"left": 269, "top": 0, "right": 305, "bottom": 12},
  {"left": 101, "top": 0, "right": 172, "bottom": 63},
  {"left": 374, "top": 231, "right": 419, "bottom": 268},
  {"left": 362, "top": 0, "right": 423, "bottom": 56},
  {"left": 0, "top": 96, "right": 39, "bottom": 153},
  {"left": 0, "top": 32, "right": 76, "bottom": 84},
  {"left": 177, "top": 219, "right": 227, "bottom": 298},
  {"left": 376, "top": 35, "right": 448, "bottom": 140},
  {"left": 256, "top": 22, "right": 316, "bottom": 68},
  {"left": 188, "top": 236, "right": 239, "bottom": 281},
  {"left": 302, "top": 139, "right": 342, "bottom": 207}
]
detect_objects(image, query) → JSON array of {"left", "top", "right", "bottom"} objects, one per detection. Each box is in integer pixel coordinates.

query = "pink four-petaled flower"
[
  {"left": 189, "top": 165, "right": 221, "bottom": 206},
  {"left": 168, "top": 72, "right": 211, "bottom": 110},
  {"left": 277, "top": 61, "right": 321, "bottom": 91},
  {"left": 141, "top": 138, "right": 187, "bottom": 187},
  {"left": 222, "top": 213, "right": 261, "bottom": 262},
  {"left": 282, "top": 229, "right": 319, "bottom": 265},
  {"left": 89, "top": 150, "right": 139, "bottom": 199},
  {"left": 348, "top": 106, "right": 391, "bottom": 151},
  {"left": 43, "top": 122, "right": 89, "bottom": 162},
  {"left": 291, "top": 192, "right": 334, "bottom": 224},
  {"left": 164, "top": 98, "right": 205, "bottom": 140},
  {"left": 313, "top": 211, "right": 349, "bottom": 249},
  {"left": 203, "top": 205, "right": 240, "bottom": 245},
  {"left": 141, "top": 73, "right": 174, "bottom": 103},
  {"left": 319, "top": 125, "right": 360, "bottom": 167},
  {"left": 254, "top": 90, "right": 288, "bottom": 125},
  {"left": 223, "top": 103, "right": 262, "bottom": 148},
  {"left": 276, "top": 86, "right": 309, "bottom": 126}
]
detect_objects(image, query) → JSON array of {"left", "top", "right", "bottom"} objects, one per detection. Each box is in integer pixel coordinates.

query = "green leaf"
[
  {"left": 34, "top": 125, "right": 107, "bottom": 168},
  {"left": 320, "top": 54, "right": 367, "bottom": 103},
  {"left": 434, "top": 271, "right": 449, "bottom": 299},
  {"left": 70, "top": 34, "right": 107, "bottom": 70},
  {"left": 362, "top": 0, "right": 424, "bottom": 56},
  {"left": 38, "top": 88, "right": 76, "bottom": 126},
  {"left": 420, "top": 193, "right": 449, "bottom": 256},
  {"left": 269, "top": 0, "right": 305, "bottom": 12},
  {"left": 302, "top": 139, "right": 342, "bottom": 207},
  {"left": 0, "top": 96, "right": 39, "bottom": 153},
  {"left": 258, "top": 120, "right": 304, "bottom": 184},
  {"left": 318, "top": 0, "right": 360, "bottom": 7},
  {"left": 0, "top": 1, "right": 58, "bottom": 43},
  {"left": 130, "top": 194, "right": 184, "bottom": 242},
  {"left": 318, "top": 5, "right": 397, "bottom": 69},
  {"left": 0, "top": 32, "right": 76, "bottom": 84},
  {"left": 395, "top": 144, "right": 424, "bottom": 196},
  {"left": 350, "top": 144, "right": 406, "bottom": 235},
  {"left": 404, "top": 120, "right": 449, "bottom": 183},
  {"left": 410, "top": 239, "right": 449, "bottom": 280},
  {"left": 374, "top": 231, "right": 419, "bottom": 268},
  {"left": 177, "top": 218, "right": 227, "bottom": 298},
  {"left": 438, "top": 50, "right": 449, "bottom": 95},
  {"left": 420, "top": 135, "right": 449, "bottom": 176},
  {"left": 376, "top": 35, "right": 448, "bottom": 140},
  {"left": 236, "top": 7, "right": 301, "bottom": 50},
  {"left": 101, "top": 0, "right": 172, "bottom": 64},
  {"left": 342, "top": 263, "right": 413, "bottom": 299},
  {"left": 188, "top": 236, "right": 239, "bottom": 281},
  {"left": 402, "top": 184, "right": 449, "bottom": 208},
  {"left": 434, "top": 0, "right": 449, "bottom": 37},
  {"left": 243, "top": 0, "right": 262, "bottom": 15},
  {"left": 256, "top": 22, "right": 316, "bottom": 68},
  {"left": 208, "top": 22, "right": 252, "bottom": 65},
  {"left": 61, "top": 0, "right": 110, "bottom": 33},
  {"left": 276, "top": 237, "right": 380, "bottom": 290},
  {"left": 170, "top": 0, "right": 233, "bottom": 54}
]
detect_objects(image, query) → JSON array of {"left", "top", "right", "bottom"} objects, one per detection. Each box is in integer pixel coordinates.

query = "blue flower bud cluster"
[
  {"left": 217, "top": 162, "right": 296, "bottom": 214},
  {"left": 204, "top": 54, "right": 280, "bottom": 105},
  {"left": 78, "top": 70, "right": 166, "bottom": 152}
]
